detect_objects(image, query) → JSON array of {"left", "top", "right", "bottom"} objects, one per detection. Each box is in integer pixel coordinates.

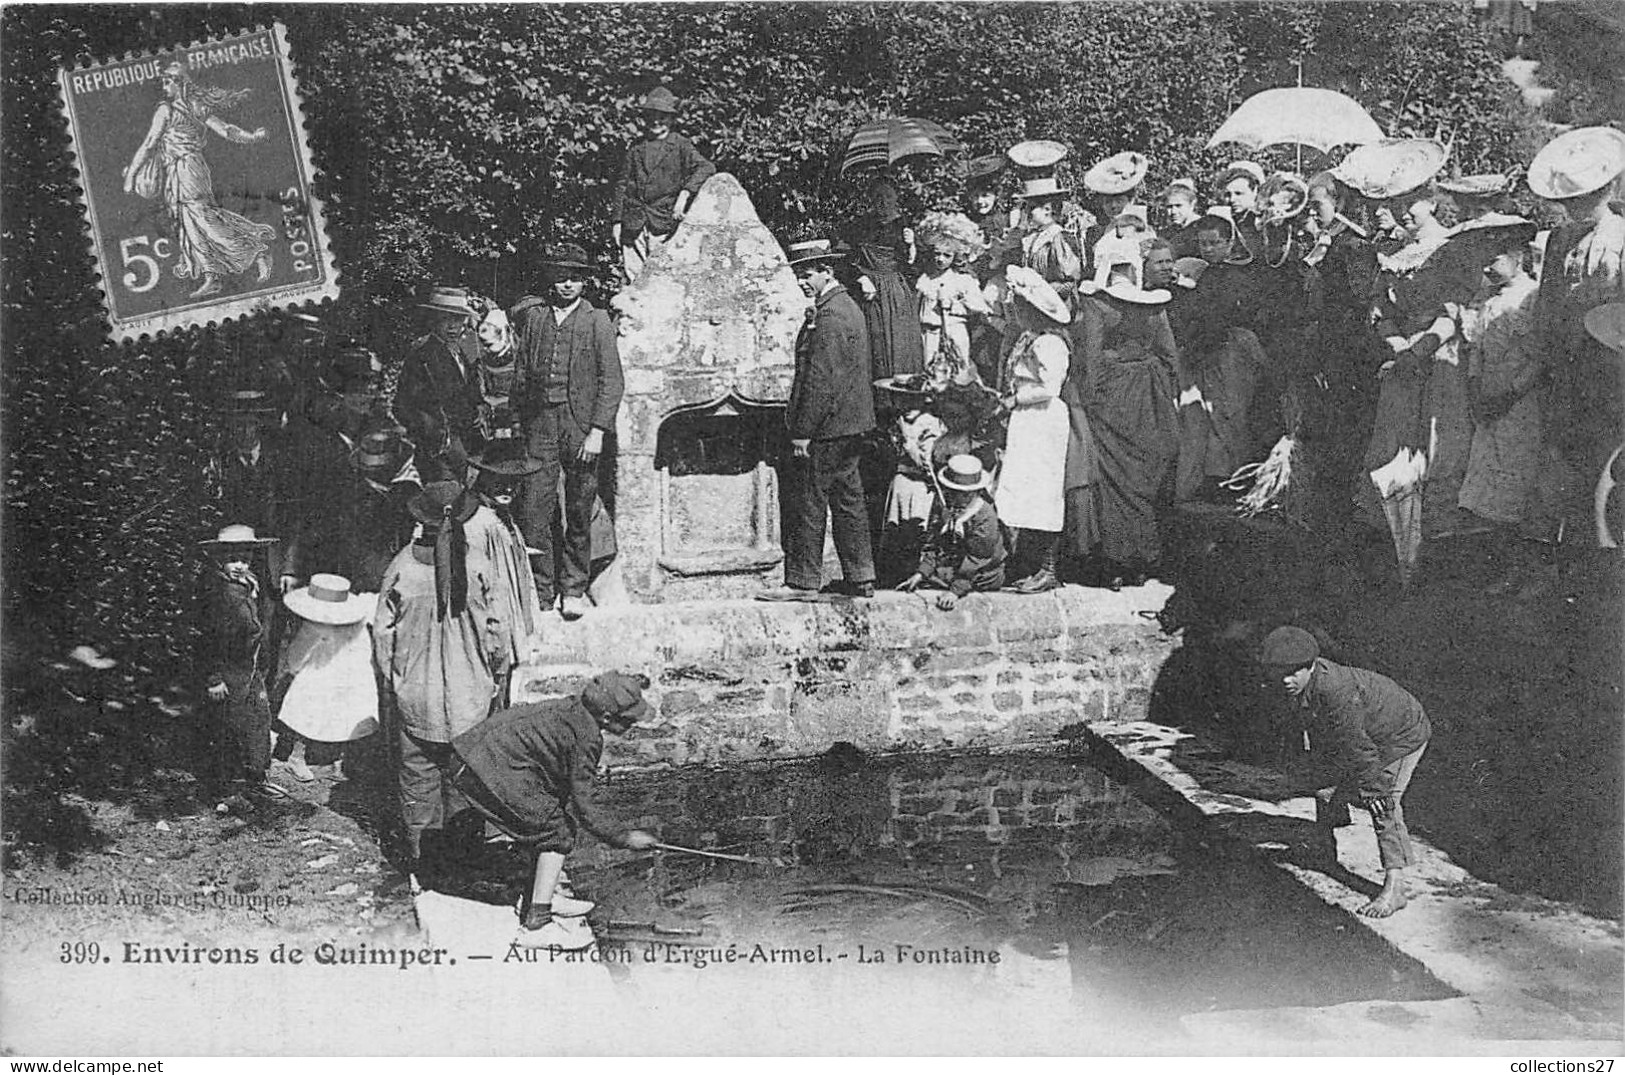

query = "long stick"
[{"left": 653, "top": 842, "right": 774, "bottom": 866}]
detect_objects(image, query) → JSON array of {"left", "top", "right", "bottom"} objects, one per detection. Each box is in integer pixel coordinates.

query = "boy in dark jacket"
[
  {"left": 1260, "top": 626, "right": 1431, "bottom": 917},
  {"left": 611, "top": 85, "right": 716, "bottom": 283},
  {"left": 897, "top": 455, "right": 1006, "bottom": 609},
  {"left": 452, "top": 671, "right": 658, "bottom": 949}
]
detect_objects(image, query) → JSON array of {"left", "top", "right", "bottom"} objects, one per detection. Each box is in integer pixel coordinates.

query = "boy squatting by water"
[{"left": 1260, "top": 626, "right": 1431, "bottom": 918}]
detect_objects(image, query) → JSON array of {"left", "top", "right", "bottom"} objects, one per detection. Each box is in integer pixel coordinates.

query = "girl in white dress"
[{"left": 272, "top": 575, "right": 378, "bottom": 782}]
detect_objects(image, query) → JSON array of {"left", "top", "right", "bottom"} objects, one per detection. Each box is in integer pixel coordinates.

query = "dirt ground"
[{"left": 2, "top": 523, "right": 1619, "bottom": 959}]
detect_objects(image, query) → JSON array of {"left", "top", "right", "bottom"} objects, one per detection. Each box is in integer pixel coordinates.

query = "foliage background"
[{"left": 0, "top": 0, "right": 1596, "bottom": 687}]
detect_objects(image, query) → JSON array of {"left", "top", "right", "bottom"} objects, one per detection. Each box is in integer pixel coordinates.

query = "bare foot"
[
  {"left": 253, "top": 252, "right": 273, "bottom": 282},
  {"left": 1357, "top": 888, "right": 1408, "bottom": 917}
]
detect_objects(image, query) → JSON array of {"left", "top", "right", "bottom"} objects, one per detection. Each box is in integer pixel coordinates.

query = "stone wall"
[{"left": 515, "top": 584, "right": 1178, "bottom": 768}]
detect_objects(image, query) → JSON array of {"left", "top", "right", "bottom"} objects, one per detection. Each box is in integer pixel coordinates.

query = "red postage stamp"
[{"left": 57, "top": 23, "right": 338, "bottom": 342}]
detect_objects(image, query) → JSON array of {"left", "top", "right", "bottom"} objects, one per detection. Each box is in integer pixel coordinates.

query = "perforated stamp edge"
[{"left": 56, "top": 22, "right": 341, "bottom": 344}]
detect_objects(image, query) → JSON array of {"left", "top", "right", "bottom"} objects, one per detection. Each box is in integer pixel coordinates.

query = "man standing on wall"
[
  {"left": 611, "top": 85, "right": 717, "bottom": 285},
  {"left": 759, "top": 239, "right": 877, "bottom": 602},
  {"left": 510, "top": 244, "right": 625, "bottom": 622}
]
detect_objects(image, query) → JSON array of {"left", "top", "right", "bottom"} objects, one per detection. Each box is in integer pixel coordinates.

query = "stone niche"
[{"left": 610, "top": 172, "right": 806, "bottom": 602}]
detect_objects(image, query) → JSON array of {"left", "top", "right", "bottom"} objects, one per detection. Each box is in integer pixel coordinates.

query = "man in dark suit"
[
  {"left": 760, "top": 239, "right": 877, "bottom": 601},
  {"left": 509, "top": 244, "right": 625, "bottom": 621},
  {"left": 611, "top": 85, "right": 716, "bottom": 284},
  {"left": 394, "top": 286, "right": 483, "bottom": 484}
]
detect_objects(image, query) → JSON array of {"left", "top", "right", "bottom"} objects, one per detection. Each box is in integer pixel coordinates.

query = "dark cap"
[
  {"left": 1259, "top": 626, "right": 1319, "bottom": 669},
  {"left": 583, "top": 670, "right": 652, "bottom": 723}
]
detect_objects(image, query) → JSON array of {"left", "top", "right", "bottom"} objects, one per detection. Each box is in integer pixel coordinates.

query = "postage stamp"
[{"left": 57, "top": 23, "right": 338, "bottom": 343}]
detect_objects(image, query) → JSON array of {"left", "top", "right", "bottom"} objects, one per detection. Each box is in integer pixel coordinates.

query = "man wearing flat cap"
[
  {"left": 509, "top": 244, "right": 626, "bottom": 622},
  {"left": 612, "top": 85, "right": 717, "bottom": 284},
  {"left": 452, "top": 670, "right": 660, "bottom": 948},
  {"left": 760, "top": 239, "right": 877, "bottom": 601},
  {"left": 1260, "top": 626, "right": 1431, "bottom": 918}
]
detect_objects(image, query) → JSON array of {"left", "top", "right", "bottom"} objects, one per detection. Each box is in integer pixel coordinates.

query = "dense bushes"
[{"left": 0, "top": 2, "right": 1560, "bottom": 681}]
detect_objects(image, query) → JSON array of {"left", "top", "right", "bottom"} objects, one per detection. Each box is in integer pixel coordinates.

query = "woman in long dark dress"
[{"left": 844, "top": 177, "right": 926, "bottom": 395}]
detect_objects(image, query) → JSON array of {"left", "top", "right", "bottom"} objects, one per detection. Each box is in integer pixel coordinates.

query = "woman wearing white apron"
[
  {"left": 995, "top": 266, "right": 1073, "bottom": 593},
  {"left": 272, "top": 575, "right": 378, "bottom": 782}
]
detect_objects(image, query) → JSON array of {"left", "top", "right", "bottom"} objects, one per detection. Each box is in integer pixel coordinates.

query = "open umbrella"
[
  {"left": 1207, "top": 87, "right": 1385, "bottom": 154},
  {"left": 840, "top": 116, "right": 962, "bottom": 176}
]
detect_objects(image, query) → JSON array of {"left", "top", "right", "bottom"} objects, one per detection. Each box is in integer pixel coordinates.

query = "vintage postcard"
[{"left": 57, "top": 23, "right": 338, "bottom": 342}]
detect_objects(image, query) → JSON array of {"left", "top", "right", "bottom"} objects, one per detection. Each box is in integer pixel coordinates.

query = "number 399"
[{"left": 60, "top": 941, "right": 102, "bottom": 963}]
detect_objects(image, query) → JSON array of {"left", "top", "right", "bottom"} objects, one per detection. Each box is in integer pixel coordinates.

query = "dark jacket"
[
  {"left": 788, "top": 284, "right": 875, "bottom": 441},
  {"left": 1301, "top": 658, "right": 1432, "bottom": 796},
  {"left": 918, "top": 498, "right": 1007, "bottom": 597},
  {"left": 613, "top": 133, "right": 717, "bottom": 237},
  {"left": 395, "top": 332, "right": 481, "bottom": 458},
  {"left": 509, "top": 297, "right": 625, "bottom": 436},
  {"left": 451, "top": 697, "right": 631, "bottom": 846},
  {"left": 198, "top": 572, "right": 266, "bottom": 690}
]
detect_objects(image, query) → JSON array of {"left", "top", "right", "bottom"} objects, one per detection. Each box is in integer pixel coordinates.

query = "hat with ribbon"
[
  {"left": 1084, "top": 151, "right": 1150, "bottom": 196},
  {"left": 582, "top": 670, "right": 652, "bottom": 723},
  {"left": 1330, "top": 139, "right": 1448, "bottom": 200},
  {"left": 419, "top": 285, "right": 477, "bottom": 318},
  {"left": 199, "top": 523, "right": 279, "bottom": 549},
  {"left": 284, "top": 574, "right": 371, "bottom": 625},
  {"left": 938, "top": 453, "right": 992, "bottom": 492},
  {"left": 1007, "top": 139, "right": 1069, "bottom": 170},
  {"left": 786, "top": 238, "right": 847, "bottom": 267},
  {"left": 1015, "top": 174, "right": 1070, "bottom": 200},
  {"left": 350, "top": 426, "right": 415, "bottom": 478},
  {"left": 637, "top": 86, "right": 681, "bottom": 114},
  {"left": 1005, "top": 265, "right": 1071, "bottom": 324},
  {"left": 1527, "top": 126, "right": 1625, "bottom": 201}
]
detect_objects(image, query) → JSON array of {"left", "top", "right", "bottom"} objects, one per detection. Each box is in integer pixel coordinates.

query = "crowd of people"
[{"left": 187, "top": 84, "right": 1625, "bottom": 945}]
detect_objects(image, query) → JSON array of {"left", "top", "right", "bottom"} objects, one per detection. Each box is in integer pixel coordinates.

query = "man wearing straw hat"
[
  {"left": 612, "top": 85, "right": 716, "bottom": 284},
  {"left": 396, "top": 284, "right": 484, "bottom": 484},
  {"left": 1528, "top": 126, "right": 1625, "bottom": 578},
  {"left": 509, "top": 243, "right": 625, "bottom": 622},
  {"left": 759, "top": 239, "right": 877, "bottom": 602}
]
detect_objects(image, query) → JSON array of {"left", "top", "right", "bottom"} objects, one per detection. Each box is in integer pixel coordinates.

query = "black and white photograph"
[{"left": 2, "top": 0, "right": 1622, "bottom": 1059}]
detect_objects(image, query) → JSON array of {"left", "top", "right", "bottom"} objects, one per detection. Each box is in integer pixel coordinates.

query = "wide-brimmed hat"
[
  {"left": 1217, "top": 160, "right": 1267, "bottom": 190},
  {"left": 583, "top": 670, "right": 652, "bottom": 723},
  {"left": 637, "top": 86, "right": 680, "bottom": 114},
  {"left": 1450, "top": 211, "right": 1538, "bottom": 244},
  {"left": 538, "top": 243, "right": 596, "bottom": 275},
  {"left": 965, "top": 154, "right": 1005, "bottom": 188},
  {"left": 1004, "top": 265, "right": 1070, "bottom": 325},
  {"left": 284, "top": 573, "right": 370, "bottom": 625},
  {"left": 350, "top": 427, "right": 414, "bottom": 476},
  {"left": 786, "top": 238, "right": 846, "bottom": 267},
  {"left": 873, "top": 373, "right": 932, "bottom": 397},
  {"left": 199, "top": 523, "right": 279, "bottom": 549},
  {"left": 1331, "top": 138, "right": 1447, "bottom": 200},
  {"left": 939, "top": 454, "right": 992, "bottom": 492},
  {"left": 1079, "top": 277, "right": 1172, "bottom": 306},
  {"left": 1015, "top": 174, "right": 1070, "bottom": 200},
  {"left": 1527, "top": 126, "right": 1625, "bottom": 201},
  {"left": 419, "top": 285, "right": 477, "bottom": 318},
  {"left": 1437, "top": 173, "right": 1510, "bottom": 197},
  {"left": 1007, "top": 140, "right": 1069, "bottom": 169},
  {"left": 1584, "top": 302, "right": 1625, "bottom": 354},
  {"left": 1259, "top": 625, "right": 1319, "bottom": 669},
  {"left": 469, "top": 438, "right": 546, "bottom": 477},
  {"left": 409, "top": 481, "right": 479, "bottom": 529},
  {"left": 1084, "top": 151, "right": 1149, "bottom": 196}
]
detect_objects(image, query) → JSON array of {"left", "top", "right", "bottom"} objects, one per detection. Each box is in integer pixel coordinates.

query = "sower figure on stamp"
[
  {"left": 452, "top": 671, "right": 660, "bottom": 950},
  {"left": 509, "top": 244, "right": 625, "bottom": 622},
  {"left": 1260, "top": 626, "right": 1432, "bottom": 918},
  {"left": 611, "top": 85, "right": 716, "bottom": 285},
  {"left": 758, "top": 239, "right": 878, "bottom": 602}
]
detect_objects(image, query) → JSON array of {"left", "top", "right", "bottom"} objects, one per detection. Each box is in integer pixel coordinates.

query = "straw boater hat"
[
  {"left": 1016, "top": 174, "right": 1069, "bottom": 200},
  {"left": 637, "top": 86, "right": 681, "bottom": 114},
  {"left": 1007, "top": 140, "right": 1069, "bottom": 169},
  {"left": 1079, "top": 265, "right": 1172, "bottom": 306},
  {"left": 1084, "top": 151, "right": 1149, "bottom": 196},
  {"left": 419, "top": 285, "right": 477, "bottom": 318},
  {"left": 199, "top": 523, "right": 279, "bottom": 549},
  {"left": 1527, "top": 126, "right": 1625, "bottom": 201},
  {"left": 1437, "top": 173, "right": 1511, "bottom": 197},
  {"left": 284, "top": 574, "right": 371, "bottom": 625},
  {"left": 1330, "top": 138, "right": 1448, "bottom": 200},
  {"left": 1584, "top": 302, "right": 1625, "bottom": 355},
  {"left": 785, "top": 238, "right": 846, "bottom": 266},
  {"left": 1004, "top": 265, "right": 1070, "bottom": 324},
  {"left": 939, "top": 454, "right": 992, "bottom": 492}
]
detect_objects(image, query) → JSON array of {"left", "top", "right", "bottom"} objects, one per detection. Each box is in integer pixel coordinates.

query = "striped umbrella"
[{"left": 840, "top": 116, "right": 962, "bottom": 177}]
